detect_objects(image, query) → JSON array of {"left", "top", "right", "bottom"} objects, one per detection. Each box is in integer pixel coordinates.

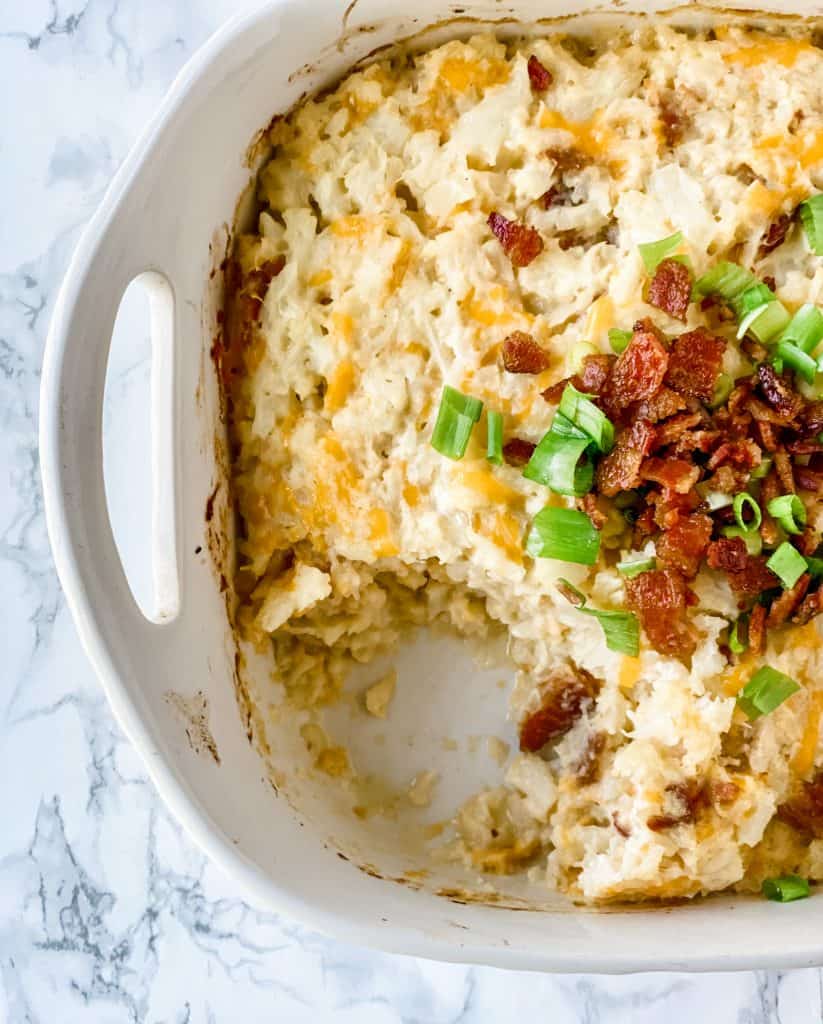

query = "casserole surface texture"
[{"left": 223, "top": 24, "right": 823, "bottom": 904}]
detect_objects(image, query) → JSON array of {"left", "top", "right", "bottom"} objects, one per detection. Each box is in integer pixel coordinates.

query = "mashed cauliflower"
[{"left": 224, "top": 24, "right": 823, "bottom": 903}]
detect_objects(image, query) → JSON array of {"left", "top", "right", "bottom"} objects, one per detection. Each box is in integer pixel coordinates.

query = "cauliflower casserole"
[{"left": 220, "top": 24, "right": 823, "bottom": 905}]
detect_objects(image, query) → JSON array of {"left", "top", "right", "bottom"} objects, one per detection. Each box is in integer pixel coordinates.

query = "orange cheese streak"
[
  {"left": 723, "top": 37, "right": 815, "bottom": 69},
  {"left": 539, "top": 108, "right": 623, "bottom": 173}
]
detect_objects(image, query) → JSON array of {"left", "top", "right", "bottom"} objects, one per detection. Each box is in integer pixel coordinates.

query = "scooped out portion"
[{"left": 219, "top": 25, "right": 823, "bottom": 904}]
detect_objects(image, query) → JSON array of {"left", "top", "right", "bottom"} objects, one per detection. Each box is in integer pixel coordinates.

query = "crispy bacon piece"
[
  {"left": 527, "top": 54, "right": 553, "bottom": 90},
  {"left": 595, "top": 420, "right": 656, "bottom": 496},
  {"left": 711, "top": 780, "right": 741, "bottom": 805},
  {"left": 625, "top": 568, "right": 695, "bottom": 658},
  {"left": 767, "top": 573, "right": 811, "bottom": 628},
  {"left": 579, "top": 492, "right": 610, "bottom": 530},
  {"left": 647, "top": 780, "right": 708, "bottom": 831},
  {"left": 707, "top": 537, "right": 778, "bottom": 597},
  {"left": 652, "top": 411, "right": 703, "bottom": 449},
  {"left": 659, "top": 93, "right": 686, "bottom": 148},
  {"left": 578, "top": 354, "right": 614, "bottom": 394},
  {"left": 672, "top": 428, "right": 722, "bottom": 458},
  {"left": 545, "top": 146, "right": 588, "bottom": 173},
  {"left": 641, "top": 457, "right": 701, "bottom": 494},
  {"left": 778, "top": 774, "right": 823, "bottom": 836},
  {"left": 802, "top": 401, "right": 823, "bottom": 437},
  {"left": 541, "top": 184, "right": 574, "bottom": 209},
  {"left": 704, "top": 464, "right": 751, "bottom": 496},
  {"left": 749, "top": 602, "right": 767, "bottom": 655},
  {"left": 575, "top": 731, "right": 606, "bottom": 785},
  {"left": 798, "top": 525, "right": 821, "bottom": 557},
  {"left": 648, "top": 487, "right": 702, "bottom": 530},
  {"left": 774, "top": 449, "right": 796, "bottom": 493},
  {"left": 794, "top": 589, "right": 823, "bottom": 625},
  {"left": 795, "top": 465, "right": 823, "bottom": 492},
  {"left": 647, "top": 258, "right": 692, "bottom": 322},
  {"left": 758, "top": 212, "right": 792, "bottom": 258},
  {"left": 757, "top": 363, "right": 804, "bottom": 422},
  {"left": 501, "top": 331, "right": 550, "bottom": 374},
  {"left": 656, "top": 513, "right": 713, "bottom": 578},
  {"left": 787, "top": 437, "right": 823, "bottom": 456},
  {"left": 606, "top": 319, "right": 669, "bottom": 411},
  {"left": 759, "top": 469, "right": 782, "bottom": 547},
  {"left": 502, "top": 438, "right": 536, "bottom": 467},
  {"left": 664, "top": 327, "right": 726, "bottom": 402},
  {"left": 633, "top": 386, "right": 687, "bottom": 423},
  {"left": 488, "top": 212, "right": 544, "bottom": 267},
  {"left": 518, "top": 668, "right": 599, "bottom": 752},
  {"left": 706, "top": 536, "right": 749, "bottom": 574},
  {"left": 707, "top": 438, "right": 762, "bottom": 472},
  {"left": 754, "top": 418, "right": 780, "bottom": 453}
]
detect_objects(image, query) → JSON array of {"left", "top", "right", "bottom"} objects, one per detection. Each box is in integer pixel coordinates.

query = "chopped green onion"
[
  {"left": 617, "top": 554, "right": 657, "bottom": 578},
  {"left": 558, "top": 578, "right": 640, "bottom": 656},
  {"left": 805, "top": 555, "right": 823, "bottom": 577},
  {"left": 486, "top": 410, "right": 503, "bottom": 465},
  {"left": 766, "top": 541, "right": 808, "bottom": 589},
  {"left": 762, "top": 875, "right": 810, "bottom": 903},
  {"left": 431, "top": 386, "right": 483, "bottom": 459},
  {"left": 558, "top": 384, "right": 614, "bottom": 453},
  {"left": 751, "top": 457, "right": 773, "bottom": 480},
  {"left": 738, "top": 281, "right": 777, "bottom": 315},
  {"left": 609, "top": 328, "right": 633, "bottom": 354},
  {"left": 639, "top": 231, "right": 683, "bottom": 274},
  {"left": 738, "top": 301, "right": 791, "bottom": 345},
  {"left": 733, "top": 492, "right": 762, "bottom": 533},
  {"left": 709, "top": 372, "right": 733, "bottom": 410},
  {"left": 523, "top": 431, "right": 593, "bottom": 496},
  {"left": 776, "top": 341, "right": 818, "bottom": 384},
  {"left": 694, "top": 261, "right": 755, "bottom": 301},
  {"left": 800, "top": 195, "right": 823, "bottom": 256},
  {"left": 737, "top": 665, "right": 801, "bottom": 721},
  {"left": 729, "top": 615, "right": 748, "bottom": 655},
  {"left": 722, "top": 524, "right": 763, "bottom": 556},
  {"left": 525, "top": 506, "right": 601, "bottom": 564},
  {"left": 780, "top": 303, "right": 823, "bottom": 354},
  {"left": 767, "top": 494, "right": 807, "bottom": 535}
]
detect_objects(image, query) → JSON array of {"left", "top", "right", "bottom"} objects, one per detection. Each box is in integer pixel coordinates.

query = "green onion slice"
[
  {"left": 776, "top": 341, "right": 818, "bottom": 385},
  {"left": 780, "top": 303, "right": 823, "bottom": 354},
  {"left": 733, "top": 492, "right": 762, "bottom": 533},
  {"left": 608, "top": 328, "right": 633, "bottom": 354},
  {"left": 617, "top": 554, "right": 657, "bottom": 578},
  {"left": 805, "top": 556, "right": 823, "bottom": 577},
  {"left": 751, "top": 456, "right": 773, "bottom": 480},
  {"left": 525, "top": 506, "right": 601, "bottom": 564},
  {"left": 558, "top": 384, "right": 614, "bottom": 453},
  {"left": 639, "top": 231, "right": 683, "bottom": 274},
  {"left": 767, "top": 494, "right": 807, "bottom": 535},
  {"left": 737, "top": 665, "right": 801, "bottom": 721},
  {"left": 738, "top": 282, "right": 777, "bottom": 315},
  {"left": 800, "top": 195, "right": 823, "bottom": 256},
  {"left": 694, "top": 261, "right": 755, "bottom": 302},
  {"left": 558, "top": 579, "right": 640, "bottom": 656},
  {"left": 431, "top": 386, "right": 483, "bottom": 460},
  {"left": 766, "top": 541, "right": 808, "bottom": 589},
  {"left": 722, "top": 524, "right": 763, "bottom": 556},
  {"left": 738, "top": 301, "right": 791, "bottom": 345},
  {"left": 729, "top": 615, "right": 748, "bottom": 655},
  {"left": 486, "top": 410, "right": 503, "bottom": 465},
  {"left": 523, "top": 430, "right": 593, "bottom": 497},
  {"left": 762, "top": 875, "right": 811, "bottom": 903}
]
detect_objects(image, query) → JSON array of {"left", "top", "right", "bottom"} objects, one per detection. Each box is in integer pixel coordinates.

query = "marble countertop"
[{"left": 3, "top": 1, "right": 823, "bottom": 1019}]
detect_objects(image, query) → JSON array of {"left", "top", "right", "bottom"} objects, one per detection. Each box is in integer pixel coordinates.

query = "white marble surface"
[{"left": 3, "top": 0, "right": 823, "bottom": 1019}]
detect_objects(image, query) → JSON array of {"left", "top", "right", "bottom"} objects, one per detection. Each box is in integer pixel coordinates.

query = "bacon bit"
[
  {"left": 758, "top": 212, "right": 792, "bottom": 259},
  {"left": 518, "top": 668, "right": 599, "bottom": 752},
  {"left": 624, "top": 568, "right": 695, "bottom": 658},
  {"left": 802, "top": 401, "right": 823, "bottom": 436},
  {"left": 647, "top": 780, "right": 708, "bottom": 831},
  {"left": 759, "top": 469, "right": 782, "bottom": 550},
  {"left": 578, "top": 354, "right": 614, "bottom": 394},
  {"left": 652, "top": 412, "right": 703, "bottom": 450},
  {"left": 794, "top": 589, "right": 823, "bottom": 625},
  {"left": 633, "top": 386, "right": 687, "bottom": 423},
  {"left": 541, "top": 184, "right": 574, "bottom": 209},
  {"left": 704, "top": 464, "right": 752, "bottom": 497},
  {"left": 754, "top": 418, "right": 780, "bottom": 453},
  {"left": 656, "top": 513, "right": 713, "bottom": 578},
  {"left": 579, "top": 492, "right": 610, "bottom": 530},
  {"left": 488, "top": 212, "right": 544, "bottom": 268},
  {"left": 749, "top": 602, "right": 767, "bottom": 655},
  {"left": 741, "top": 336, "right": 770, "bottom": 364},
  {"left": 710, "top": 780, "right": 740, "bottom": 805},
  {"left": 544, "top": 146, "right": 588, "bottom": 173},
  {"left": 664, "top": 328, "right": 726, "bottom": 402},
  {"left": 745, "top": 394, "right": 792, "bottom": 427},
  {"left": 757, "top": 363, "right": 804, "bottom": 422},
  {"left": 767, "top": 573, "right": 811, "bottom": 628},
  {"left": 605, "top": 320, "right": 669, "bottom": 413},
  {"left": 774, "top": 449, "right": 796, "bottom": 493},
  {"left": 730, "top": 556, "right": 780, "bottom": 598},
  {"left": 647, "top": 258, "right": 692, "bottom": 322},
  {"left": 778, "top": 774, "right": 823, "bottom": 837},
  {"left": 795, "top": 465, "right": 823, "bottom": 492},
  {"left": 659, "top": 93, "right": 686, "bottom": 148},
  {"left": 798, "top": 525, "right": 821, "bottom": 557},
  {"left": 595, "top": 420, "right": 656, "bottom": 496},
  {"left": 501, "top": 331, "right": 550, "bottom": 374},
  {"left": 648, "top": 487, "right": 702, "bottom": 530},
  {"left": 641, "top": 457, "right": 701, "bottom": 494},
  {"left": 502, "top": 438, "right": 537, "bottom": 467},
  {"left": 707, "top": 438, "right": 762, "bottom": 472},
  {"left": 707, "top": 536, "right": 749, "bottom": 574},
  {"left": 787, "top": 437, "right": 823, "bottom": 455},
  {"left": 527, "top": 54, "right": 553, "bottom": 91},
  {"left": 673, "top": 428, "right": 722, "bottom": 458},
  {"left": 575, "top": 731, "right": 606, "bottom": 785}
]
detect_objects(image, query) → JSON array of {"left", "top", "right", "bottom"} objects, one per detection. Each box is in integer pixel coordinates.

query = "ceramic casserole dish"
[{"left": 40, "top": 0, "right": 823, "bottom": 972}]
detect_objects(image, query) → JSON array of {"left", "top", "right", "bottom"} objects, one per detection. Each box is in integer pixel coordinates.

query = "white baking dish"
[{"left": 40, "top": 0, "right": 823, "bottom": 971}]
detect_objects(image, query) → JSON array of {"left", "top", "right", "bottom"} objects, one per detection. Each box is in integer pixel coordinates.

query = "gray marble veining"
[{"left": 2, "top": 1, "right": 823, "bottom": 1019}]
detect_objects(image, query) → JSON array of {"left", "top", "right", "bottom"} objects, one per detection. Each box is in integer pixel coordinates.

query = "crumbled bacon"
[
  {"left": 647, "top": 258, "right": 692, "bottom": 321},
  {"left": 575, "top": 731, "right": 606, "bottom": 785},
  {"left": 664, "top": 328, "right": 726, "bottom": 402},
  {"left": 706, "top": 537, "right": 749, "bottom": 573},
  {"left": 658, "top": 93, "right": 686, "bottom": 148},
  {"left": 624, "top": 568, "right": 695, "bottom": 658},
  {"left": 577, "top": 354, "right": 614, "bottom": 394},
  {"left": 502, "top": 438, "right": 536, "bottom": 467},
  {"left": 758, "top": 212, "right": 792, "bottom": 258},
  {"left": 595, "top": 420, "right": 655, "bottom": 496},
  {"left": 606, "top": 320, "right": 669, "bottom": 411},
  {"left": 749, "top": 602, "right": 767, "bottom": 655},
  {"left": 757, "top": 363, "right": 804, "bottom": 421},
  {"left": 527, "top": 54, "right": 553, "bottom": 91},
  {"left": 647, "top": 780, "right": 708, "bottom": 831},
  {"left": 728, "top": 556, "right": 780, "bottom": 598},
  {"left": 579, "top": 492, "right": 610, "bottom": 530},
  {"left": 545, "top": 146, "right": 588, "bottom": 173},
  {"left": 518, "top": 668, "right": 599, "bottom": 752},
  {"left": 652, "top": 412, "right": 703, "bottom": 450},
  {"left": 656, "top": 513, "right": 713, "bottom": 578},
  {"left": 754, "top": 418, "right": 780, "bottom": 452},
  {"left": 641, "top": 457, "right": 701, "bottom": 494},
  {"left": 778, "top": 774, "right": 823, "bottom": 836},
  {"left": 795, "top": 465, "right": 823, "bottom": 492},
  {"left": 794, "top": 589, "right": 823, "bottom": 625},
  {"left": 706, "top": 438, "right": 762, "bottom": 472},
  {"left": 774, "top": 449, "right": 796, "bottom": 493},
  {"left": 501, "top": 331, "right": 550, "bottom": 374},
  {"left": 488, "top": 212, "right": 544, "bottom": 267},
  {"left": 633, "top": 386, "right": 687, "bottom": 423},
  {"left": 710, "top": 780, "right": 740, "bottom": 805},
  {"left": 802, "top": 401, "right": 823, "bottom": 436},
  {"left": 541, "top": 184, "right": 574, "bottom": 209},
  {"left": 767, "top": 573, "right": 811, "bottom": 628}
]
